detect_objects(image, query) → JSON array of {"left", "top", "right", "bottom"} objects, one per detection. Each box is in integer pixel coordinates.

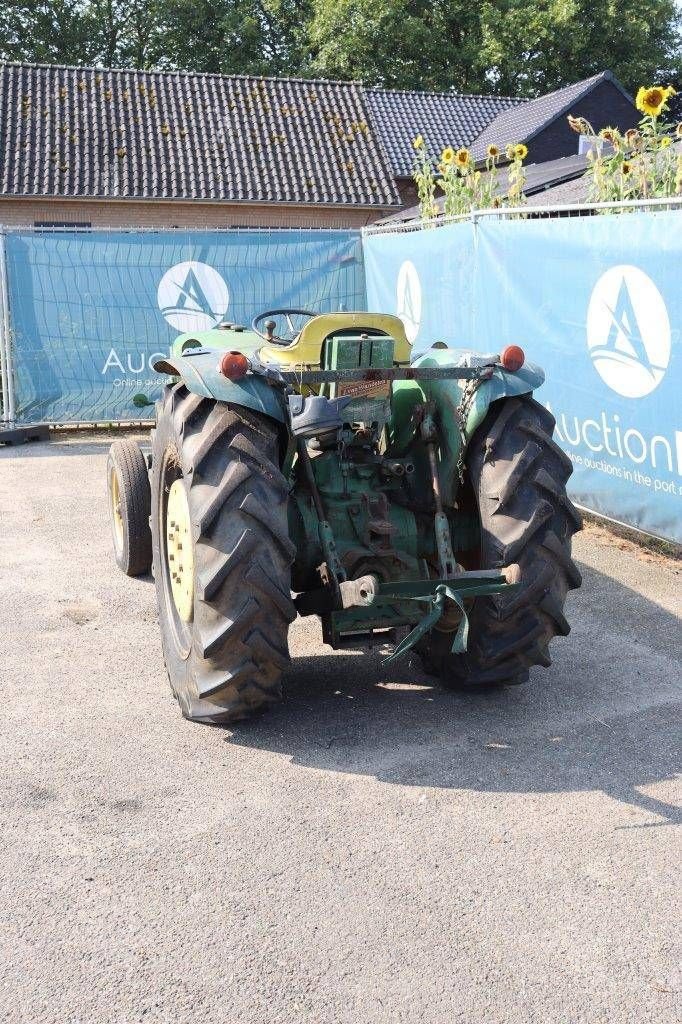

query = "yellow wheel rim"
[
  {"left": 166, "top": 479, "right": 194, "bottom": 623},
  {"left": 110, "top": 467, "right": 124, "bottom": 552}
]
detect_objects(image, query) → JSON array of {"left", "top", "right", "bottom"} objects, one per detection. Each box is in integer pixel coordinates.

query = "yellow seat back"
[{"left": 259, "top": 312, "right": 412, "bottom": 367}]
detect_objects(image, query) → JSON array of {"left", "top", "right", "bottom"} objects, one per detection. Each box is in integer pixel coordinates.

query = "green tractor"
[{"left": 107, "top": 309, "right": 581, "bottom": 724}]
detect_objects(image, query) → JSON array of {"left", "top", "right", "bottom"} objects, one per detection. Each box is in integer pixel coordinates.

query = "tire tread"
[{"left": 417, "top": 394, "right": 581, "bottom": 688}]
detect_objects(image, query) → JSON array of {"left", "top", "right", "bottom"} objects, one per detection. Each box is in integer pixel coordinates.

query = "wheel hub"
[
  {"left": 109, "top": 467, "right": 124, "bottom": 551},
  {"left": 166, "top": 479, "right": 194, "bottom": 623}
]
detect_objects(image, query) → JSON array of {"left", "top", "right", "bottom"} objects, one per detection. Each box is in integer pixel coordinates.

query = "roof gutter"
[{"left": 0, "top": 195, "right": 399, "bottom": 211}]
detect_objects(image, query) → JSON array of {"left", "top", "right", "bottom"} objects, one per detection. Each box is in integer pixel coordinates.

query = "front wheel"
[
  {"left": 151, "top": 385, "right": 296, "bottom": 724},
  {"left": 417, "top": 395, "right": 582, "bottom": 687},
  {"left": 107, "top": 439, "right": 152, "bottom": 577}
]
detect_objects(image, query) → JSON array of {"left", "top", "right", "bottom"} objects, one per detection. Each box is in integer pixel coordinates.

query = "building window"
[{"left": 33, "top": 221, "right": 92, "bottom": 230}]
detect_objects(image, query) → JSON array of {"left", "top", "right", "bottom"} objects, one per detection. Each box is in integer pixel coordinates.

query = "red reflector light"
[
  {"left": 219, "top": 351, "right": 249, "bottom": 380},
  {"left": 500, "top": 345, "right": 525, "bottom": 372}
]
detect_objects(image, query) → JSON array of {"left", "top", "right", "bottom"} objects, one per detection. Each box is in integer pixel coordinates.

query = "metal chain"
[{"left": 455, "top": 375, "right": 485, "bottom": 484}]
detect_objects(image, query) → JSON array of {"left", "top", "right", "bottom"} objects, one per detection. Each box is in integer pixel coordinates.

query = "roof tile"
[
  {"left": 0, "top": 62, "right": 400, "bottom": 207},
  {"left": 366, "top": 88, "right": 523, "bottom": 176},
  {"left": 470, "top": 72, "right": 624, "bottom": 159}
]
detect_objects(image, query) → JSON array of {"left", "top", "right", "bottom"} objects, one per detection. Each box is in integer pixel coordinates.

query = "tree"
[
  {"left": 0, "top": 0, "right": 93, "bottom": 64},
  {"left": 307, "top": 0, "right": 484, "bottom": 91},
  {"left": 478, "top": 0, "right": 682, "bottom": 97},
  {"left": 158, "top": 0, "right": 312, "bottom": 76},
  {"left": 80, "top": 0, "right": 167, "bottom": 68},
  {"left": 0, "top": 0, "right": 679, "bottom": 99},
  {"left": 307, "top": 0, "right": 681, "bottom": 95}
]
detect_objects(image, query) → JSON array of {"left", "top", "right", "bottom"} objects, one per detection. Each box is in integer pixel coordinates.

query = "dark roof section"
[
  {"left": 525, "top": 174, "right": 589, "bottom": 207},
  {"left": 470, "top": 71, "right": 632, "bottom": 160},
  {"left": 0, "top": 62, "right": 400, "bottom": 206},
  {"left": 378, "top": 154, "right": 590, "bottom": 223},
  {"left": 366, "top": 88, "right": 523, "bottom": 177}
]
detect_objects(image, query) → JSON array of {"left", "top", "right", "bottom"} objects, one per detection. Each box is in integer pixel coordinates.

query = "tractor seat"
[{"left": 259, "top": 312, "right": 412, "bottom": 367}]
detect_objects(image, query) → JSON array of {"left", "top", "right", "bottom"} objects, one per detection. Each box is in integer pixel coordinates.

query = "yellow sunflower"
[
  {"left": 413, "top": 134, "right": 424, "bottom": 151},
  {"left": 441, "top": 146, "right": 455, "bottom": 165},
  {"left": 455, "top": 147, "right": 471, "bottom": 167},
  {"left": 486, "top": 143, "right": 500, "bottom": 158},
  {"left": 636, "top": 85, "right": 676, "bottom": 117},
  {"left": 659, "top": 135, "right": 672, "bottom": 148},
  {"left": 621, "top": 161, "right": 632, "bottom": 176},
  {"left": 513, "top": 143, "right": 528, "bottom": 160}
]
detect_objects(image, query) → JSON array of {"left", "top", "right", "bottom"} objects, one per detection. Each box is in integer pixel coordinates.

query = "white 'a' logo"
[
  {"left": 157, "top": 261, "right": 229, "bottom": 331},
  {"left": 586, "top": 265, "right": 670, "bottom": 398},
  {"left": 396, "top": 260, "right": 422, "bottom": 344}
]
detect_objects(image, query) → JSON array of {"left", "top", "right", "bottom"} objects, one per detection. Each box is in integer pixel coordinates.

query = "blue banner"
[
  {"left": 364, "top": 212, "right": 682, "bottom": 543},
  {"left": 6, "top": 229, "right": 365, "bottom": 423}
]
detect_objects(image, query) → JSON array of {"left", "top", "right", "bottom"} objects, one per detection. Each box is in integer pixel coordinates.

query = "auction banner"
[
  {"left": 363, "top": 212, "right": 681, "bottom": 542},
  {"left": 4, "top": 228, "right": 365, "bottom": 424}
]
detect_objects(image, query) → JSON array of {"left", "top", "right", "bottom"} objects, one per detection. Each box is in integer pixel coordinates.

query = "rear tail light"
[
  {"left": 219, "top": 351, "right": 250, "bottom": 380},
  {"left": 500, "top": 345, "right": 525, "bottom": 372}
]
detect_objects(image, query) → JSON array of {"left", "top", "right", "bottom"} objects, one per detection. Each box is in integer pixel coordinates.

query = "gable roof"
[
  {"left": 0, "top": 62, "right": 400, "bottom": 207},
  {"left": 366, "top": 87, "right": 522, "bottom": 176},
  {"left": 470, "top": 71, "right": 632, "bottom": 160}
]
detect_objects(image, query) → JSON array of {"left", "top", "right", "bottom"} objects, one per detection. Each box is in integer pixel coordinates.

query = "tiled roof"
[
  {"left": 0, "top": 62, "right": 400, "bottom": 207},
  {"left": 470, "top": 71, "right": 628, "bottom": 159},
  {"left": 366, "top": 88, "right": 522, "bottom": 176}
]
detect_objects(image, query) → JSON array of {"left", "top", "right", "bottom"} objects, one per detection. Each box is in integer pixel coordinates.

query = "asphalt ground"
[{"left": 1, "top": 435, "right": 680, "bottom": 1024}]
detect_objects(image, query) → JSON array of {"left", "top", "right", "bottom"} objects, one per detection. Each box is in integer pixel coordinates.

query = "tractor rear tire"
[
  {"left": 107, "top": 439, "right": 152, "bottom": 577},
  {"left": 151, "top": 384, "right": 296, "bottom": 725},
  {"left": 417, "top": 395, "right": 582, "bottom": 688}
]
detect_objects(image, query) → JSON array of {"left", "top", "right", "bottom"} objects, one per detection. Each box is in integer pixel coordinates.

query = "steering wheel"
[{"left": 251, "top": 308, "right": 318, "bottom": 344}]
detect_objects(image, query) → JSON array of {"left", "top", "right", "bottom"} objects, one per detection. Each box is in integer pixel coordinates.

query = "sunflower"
[
  {"left": 621, "top": 161, "right": 632, "bottom": 176},
  {"left": 567, "top": 114, "right": 582, "bottom": 133},
  {"left": 455, "top": 147, "right": 471, "bottom": 167},
  {"left": 413, "top": 134, "right": 424, "bottom": 151},
  {"left": 486, "top": 143, "right": 500, "bottom": 158},
  {"left": 441, "top": 146, "right": 455, "bottom": 165},
  {"left": 635, "top": 85, "right": 676, "bottom": 117},
  {"left": 625, "top": 128, "right": 640, "bottom": 146},
  {"left": 599, "top": 128, "right": 616, "bottom": 143},
  {"left": 677, "top": 123, "right": 682, "bottom": 139},
  {"left": 513, "top": 143, "right": 528, "bottom": 160},
  {"left": 659, "top": 135, "right": 673, "bottom": 149}
]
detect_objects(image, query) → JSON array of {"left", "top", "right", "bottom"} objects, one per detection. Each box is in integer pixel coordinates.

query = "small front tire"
[{"left": 107, "top": 439, "right": 152, "bottom": 577}]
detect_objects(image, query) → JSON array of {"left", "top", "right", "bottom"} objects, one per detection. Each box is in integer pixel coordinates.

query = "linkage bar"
[{"left": 273, "top": 365, "right": 488, "bottom": 385}]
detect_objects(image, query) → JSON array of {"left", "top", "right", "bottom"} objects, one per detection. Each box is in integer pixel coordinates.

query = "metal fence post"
[{"left": 0, "top": 232, "right": 16, "bottom": 424}]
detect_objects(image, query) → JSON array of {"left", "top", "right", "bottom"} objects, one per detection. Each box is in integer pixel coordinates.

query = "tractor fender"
[
  {"left": 390, "top": 346, "right": 545, "bottom": 507},
  {"left": 152, "top": 350, "right": 287, "bottom": 426}
]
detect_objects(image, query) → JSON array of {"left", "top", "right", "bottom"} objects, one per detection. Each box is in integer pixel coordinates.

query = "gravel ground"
[{"left": 1, "top": 436, "right": 680, "bottom": 1024}]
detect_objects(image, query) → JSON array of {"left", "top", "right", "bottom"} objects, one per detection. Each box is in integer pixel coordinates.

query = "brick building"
[
  {"left": 0, "top": 63, "right": 400, "bottom": 229},
  {"left": 0, "top": 64, "right": 638, "bottom": 229}
]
